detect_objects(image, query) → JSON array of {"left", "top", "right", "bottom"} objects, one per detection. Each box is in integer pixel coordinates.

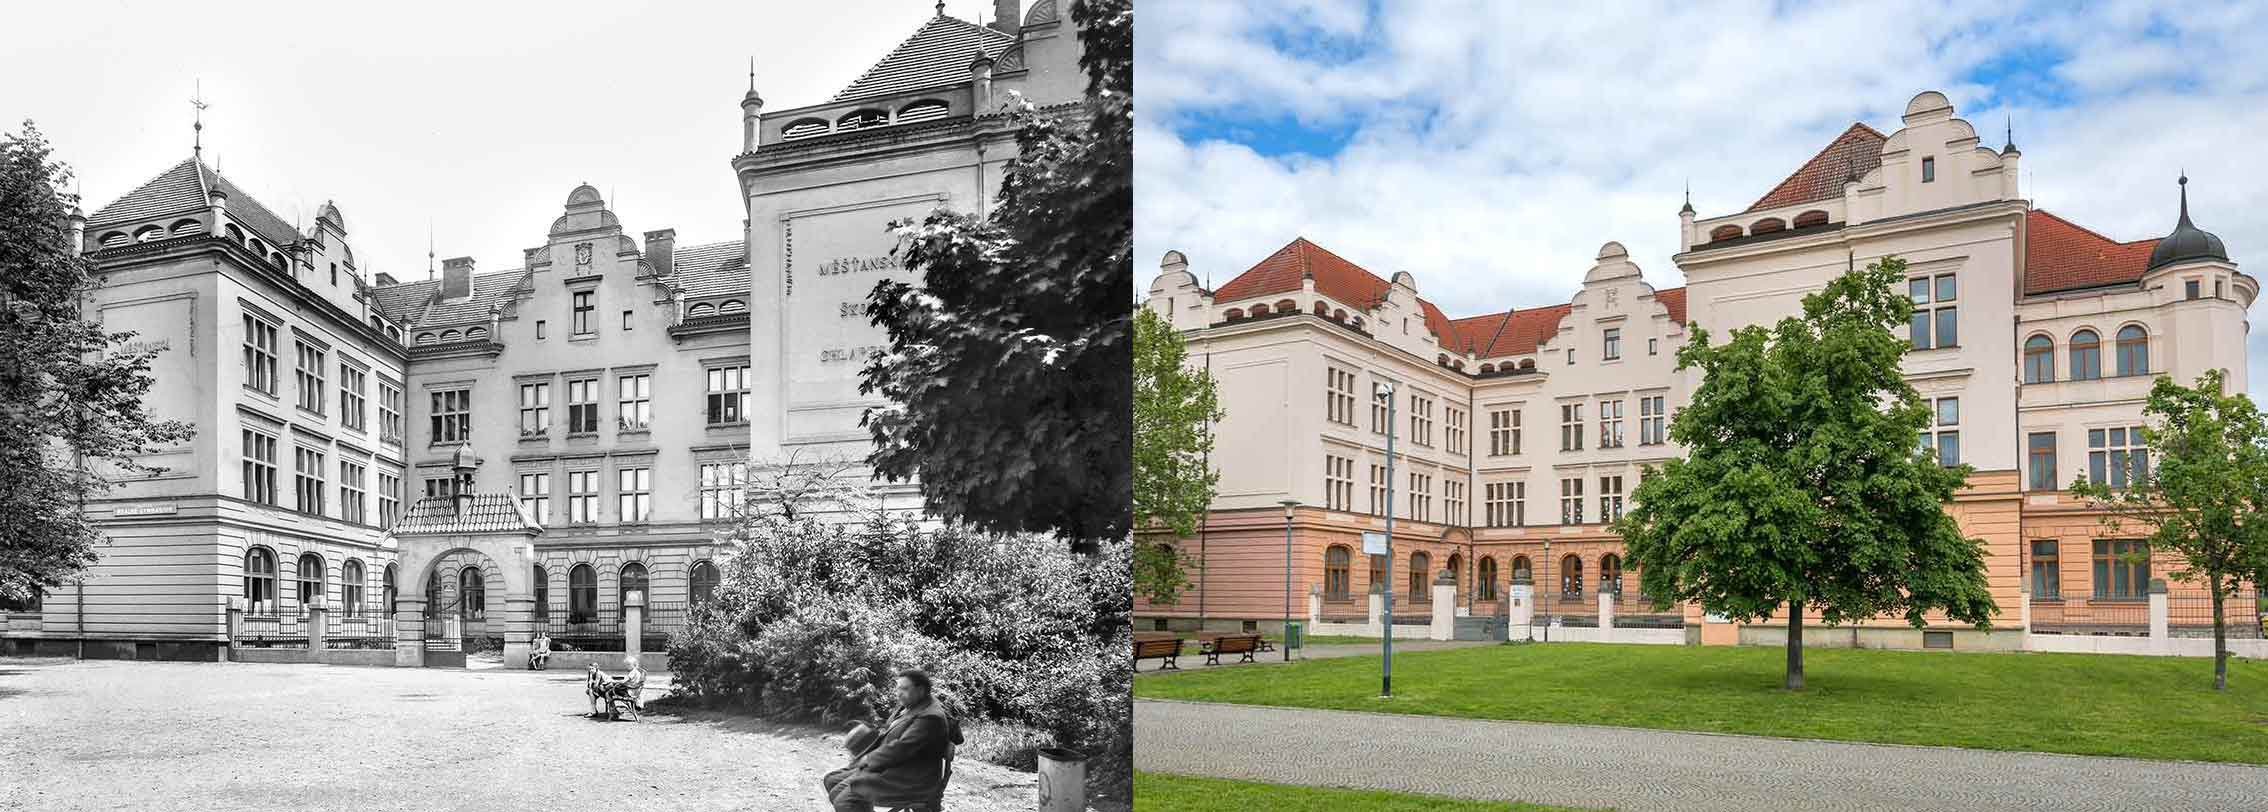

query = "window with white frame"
[
  {"left": 705, "top": 365, "right": 749, "bottom": 425},
  {"left": 430, "top": 388, "right": 471, "bottom": 443},
  {"left": 294, "top": 341, "right": 326, "bottom": 414},
  {"left": 378, "top": 471, "right": 401, "bottom": 529},
  {"left": 340, "top": 364, "right": 366, "bottom": 431},
  {"left": 518, "top": 382, "right": 551, "bottom": 437},
  {"left": 1559, "top": 477, "right": 1585, "bottom": 525},
  {"left": 571, "top": 291, "right": 595, "bottom": 336},
  {"left": 1560, "top": 403, "right": 1584, "bottom": 451},
  {"left": 1368, "top": 464, "right": 1387, "bottom": 516},
  {"left": 698, "top": 461, "right": 746, "bottom": 520},
  {"left": 1598, "top": 399, "right": 1625, "bottom": 448},
  {"left": 1602, "top": 328, "right": 1621, "bottom": 361},
  {"left": 1326, "top": 367, "right": 1357, "bottom": 426},
  {"left": 2088, "top": 426, "right": 2149, "bottom": 487},
  {"left": 339, "top": 459, "right": 366, "bottom": 524},
  {"left": 618, "top": 374, "right": 651, "bottom": 431},
  {"left": 242, "top": 427, "right": 278, "bottom": 505},
  {"left": 1639, "top": 395, "right": 1666, "bottom": 445},
  {"left": 566, "top": 470, "right": 598, "bottom": 524},
  {"left": 1324, "top": 454, "right": 1354, "bottom": 511},
  {"left": 1409, "top": 392, "right": 1434, "bottom": 447},
  {"left": 378, "top": 381, "right": 403, "bottom": 444},
  {"left": 1598, "top": 474, "right": 1625, "bottom": 523},
  {"left": 1920, "top": 396, "right": 1960, "bottom": 466},
  {"left": 567, "top": 378, "right": 599, "bottom": 433},
  {"left": 294, "top": 446, "right": 327, "bottom": 516},
  {"left": 1485, "top": 481, "right": 1525, "bottom": 528},
  {"left": 1445, "top": 405, "right": 1467, "bottom": 455},
  {"left": 616, "top": 466, "right": 652, "bottom": 523},
  {"left": 1408, "top": 472, "right": 1432, "bottom": 522},
  {"left": 1443, "top": 479, "right": 1466, "bottom": 526},
  {"left": 519, "top": 472, "right": 551, "bottom": 523},
  {"left": 242, "top": 314, "right": 278, "bottom": 394},
  {"left": 2027, "top": 432, "right": 2058, "bottom": 491},
  {"left": 1371, "top": 378, "right": 1395, "bottom": 434},
  {"left": 1908, "top": 273, "right": 1958, "bottom": 350},
  {"left": 1489, "top": 408, "right": 1521, "bottom": 456}
]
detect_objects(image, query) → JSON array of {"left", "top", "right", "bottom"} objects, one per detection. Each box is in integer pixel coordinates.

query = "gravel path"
[
  {"left": 0, "top": 658, "right": 1035, "bottom": 811},
  {"left": 1136, "top": 698, "right": 2268, "bottom": 811}
]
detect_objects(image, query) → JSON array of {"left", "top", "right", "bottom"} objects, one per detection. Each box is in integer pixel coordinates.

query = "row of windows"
[
  {"left": 411, "top": 301, "right": 748, "bottom": 348},
  {"left": 242, "top": 550, "right": 723, "bottom": 620},
  {"left": 242, "top": 314, "right": 404, "bottom": 443},
  {"left": 2029, "top": 539, "right": 2152, "bottom": 601},
  {"left": 779, "top": 99, "right": 951, "bottom": 140},
  {"left": 2022, "top": 326, "right": 2149, "bottom": 384},
  {"left": 2026, "top": 426, "right": 2149, "bottom": 491},
  {"left": 242, "top": 550, "right": 390, "bottom": 618},
  {"left": 510, "top": 460, "right": 747, "bottom": 525},
  {"left": 240, "top": 428, "right": 406, "bottom": 527},
  {"left": 443, "top": 365, "right": 751, "bottom": 445},
  {"left": 1335, "top": 451, "right": 1632, "bottom": 529},
  {"left": 1318, "top": 547, "right": 1630, "bottom": 602}
]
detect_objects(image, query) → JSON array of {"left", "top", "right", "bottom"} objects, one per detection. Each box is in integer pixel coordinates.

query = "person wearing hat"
[{"left": 823, "top": 669, "right": 961, "bottom": 812}]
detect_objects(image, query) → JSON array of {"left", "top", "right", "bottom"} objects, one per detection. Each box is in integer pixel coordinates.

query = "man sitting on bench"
[
  {"left": 528, "top": 632, "right": 552, "bottom": 670},
  {"left": 823, "top": 669, "right": 961, "bottom": 812},
  {"left": 594, "top": 654, "right": 646, "bottom": 711}
]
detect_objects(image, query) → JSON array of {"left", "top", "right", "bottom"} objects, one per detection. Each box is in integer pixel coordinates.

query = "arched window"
[
  {"left": 835, "top": 109, "right": 889, "bottom": 130},
  {"left": 386, "top": 326, "right": 402, "bottom": 342},
  {"left": 1408, "top": 552, "right": 1430, "bottom": 602},
  {"left": 782, "top": 118, "right": 830, "bottom": 139},
  {"left": 2115, "top": 325, "right": 2149, "bottom": 376},
  {"left": 1478, "top": 557, "right": 1498, "bottom": 600},
  {"left": 243, "top": 547, "right": 278, "bottom": 616},
  {"left": 618, "top": 562, "right": 648, "bottom": 620},
  {"left": 1709, "top": 225, "right": 1743, "bottom": 242},
  {"left": 415, "top": 333, "right": 435, "bottom": 345},
  {"left": 1749, "top": 218, "right": 1786, "bottom": 235},
  {"left": 1519, "top": 359, "right": 1536, "bottom": 371},
  {"left": 97, "top": 231, "right": 129, "bottom": 248},
  {"left": 459, "top": 566, "right": 485, "bottom": 621},
  {"left": 382, "top": 563, "right": 397, "bottom": 616},
  {"left": 569, "top": 564, "right": 597, "bottom": 623},
  {"left": 690, "top": 560, "right": 721, "bottom": 604},
  {"left": 2023, "top": 335, "right": 2054, "bottom": 384},
  {"left": 1480, "top": 363, "right": 1496, "bottom": 374},
  {"left": 170, "top": 218, "right": 206, "bottom": 236},
  {"left": 1323, "top": 546, "right": 1351, "bottom": 600},
  {"left": 1367, "top": 553, "right": 1385, "bottom": 594},
  {"left": 1224, "top": 308, "right": 1245, "bottom": 320},
  {"left": 1600, "top": 554, "right": 1623, "bottom": 595},
  {"left": 718, "top": 300, "right": 746, "bottom": 314},
  {"left": 687, "top": 302, "right": 715, "bottom": 318},
  {"left": 342, "top": 559, "right": 366, "bottom": 617},
  {"left": 1792, "top": 210, "right": 1830, "bottom": 229},
  {"left": 1274, "top": 299, "right": 1297, "bottom": 314},
  {"left": 248, "top": 237, "right": 268, "bottom": 256},
  {"left": 132, "top": 225, "right": 165, "bottom": 242},
  {"left": 466, "top": 326, "right": 488, "bottom": 341},
  {"left": 426, "top": 571, "right": 443, "bottom": 615},
  {"left": 1510, "top": 555, "right": 1532, "bottom": 583},
  {"left": 1560, "top": 555, "right": 1583, "bottom": 599},
  {"left": 1311, "top": 301, "right": 1328, "bottom": 315},
  {"left": 296, "top": 552, "right": 324, "bottom": 609},
  {"left": 440, "top": 329, "right": 461, "bottom": 342},
  {"left": 897, "top": 99, "right": 950, "bottom": 123},
  {"left": 1250, "top": 304, "right": 1271, "bottom": 317},
  {"left": 223, "top": 224, "right": 244, "bottom": 244},
  {"left": 534, "top": 564, "right": 550, "bottom": 620},
  {"left": 2069, "top": 329, "right": 2102, "bottom": 381}
]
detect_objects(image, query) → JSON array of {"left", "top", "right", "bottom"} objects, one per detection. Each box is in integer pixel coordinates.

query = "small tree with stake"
[
  {"left": 2068, "top": 368, "right": 2268, "bottom": 691},
  {"left": 1617, "top": 256, "right": 1996, "bottom": 690},
  {"left": 1131, "top": 307, "right": 1220, "bottom": 605}
]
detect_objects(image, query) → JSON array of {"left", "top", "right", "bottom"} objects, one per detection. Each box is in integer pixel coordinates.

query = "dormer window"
[
  {"left": 2186, "top": 279, "right": 2200, "bottom": 300},
  {"left": 1921, "top": 157, "right": 1936, "bottom": 183}
]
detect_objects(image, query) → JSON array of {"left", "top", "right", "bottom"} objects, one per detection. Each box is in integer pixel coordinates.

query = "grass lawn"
[
  {"left": 1135, "top": 642, "right": 2268, "bottom": 764},
  {"left": 1133, "top": 772, "right": 1595, "bottom": 812}
]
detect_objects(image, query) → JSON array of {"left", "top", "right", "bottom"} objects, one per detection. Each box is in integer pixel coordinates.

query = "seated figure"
[{"left": 528, "top": 632, "right": 552, "bottom": 670}]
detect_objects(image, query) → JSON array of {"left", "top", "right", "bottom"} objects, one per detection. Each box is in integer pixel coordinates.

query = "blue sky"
[{"left": 1135, "top": 0, "right": 2268, "bottom": 399}]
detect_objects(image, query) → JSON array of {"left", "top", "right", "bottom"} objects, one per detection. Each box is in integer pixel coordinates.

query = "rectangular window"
[
  {"left": 1485, "top": 481, "right": 1526, "bottom": 528},
  {"left": 2030, "top": 540, "right": 2060, "bottom": 599},
  {"left": 1599, "top": 475, "right": 1625, "bottom": 524},
  {"left": 1567, "top": 348, "right": 1576, "bottom": 365},
  {"left": 379, "top": 382, "right": 403, "bottom": 444},
  {"left": 618, "top": 374, "right": 652, "bottom": 431},
  {"left": 1921, "top": 156, "right": 1936, "bottom": 182},
  {"left": 339, "top": 364, "right": 366, "bottom": 431},
  {"left": 1639, "top": 395, "right": 1667, "bottom": 445},
  {"left": 2092, "top": 540, "right": 2149, "bottom": 600},
  {"left": 378, "top": 472, "right": 401, "bottom": 529},
  {"left": 567, "top": 378, "right": 599, "bottom": 433},
  {"left": 1488, "top": 408, "right": 1522, "bottom": 456},
  {"left": 1443, "top": 479, "right": 1466, "bottom": 526},
  {"left": 535, "top": 320, "right": 547, "bottom": 339},
  {"left": 1559, "top": 477, "right": 1585, "bottom": 525},
  {"left": 294, "top": 341, "right": 326, "bottom": 414},
  {"left": 519, "top": 472, "right": 551, "bottom": 523},
  {"left": 567, "top": 470, "right": 598, "bottom": 524},
  {"left": 294, "top": 446, "right": 326, "bottom": 516},
  {"left": 1371, "top": 379, "right": 1395, "bottom": 434},
  {"left": 429, "top": 388, "right": 471, "bottom": 443},
  {"left": 1369, "top": 464, "right": 1387, "bottom": 517},
  {"left": 1919, "top": 396, "right": 1960, "bottom": 466},
  {"left": 242, "top": 314, "right": 278, "bottom": 395},
  {"left": 241, "top": 428, "right": 277, "bottom": 505},
  {"left": 698, "top": 461, "right": 746, "bottom": 520},
  {"left": 1408, "top": 472, "right": 1431, "bottom": 522},
  {"left": 2087, "top": 426, "right": 2149, "bottom": 487},
  {"left": 1909, "top": 274, "right": 1958, "bottom": 349},
  {"left": 424, "top": 477, "right": 454, "bottom": 499},
  {"left": 1648, "top": 337, "right": 1659, "bottom": 356},
  {"left": 338, "top": 460, "right": 366, "bottom": 524},
  {"left": 706, "top": 366, "right": 749, "bottom": 425},
  {"left": 1444, "top": 405, "right": 1467, "bottom": 455},
  {"left": 616, "top": 466, "right": 652, "bottom": 523},
  {"left": 1602, "top": 328, "right": 1621, "bottom": 361},
  {"left": 622, "top": 310, "right": 634, "bottom": 330},
  {"left": 1560, "top": 403, "right": 1584, "bottom": 451},
  {"left": 517, "top": 382, "right": 551, "bottom": 437},
  {"left": 2186, "top": 279, "right": 2201, "bottom": 300},
  {"left": 571, "top": 291, "right": 595, "bottom": 335},
  {"left": 2027, "top": 432, "right": 2058, "bottom": 491},
  {"left": 1324, "top": 454, "right": 1354, "bottom": 512},
  {"left": 1598, "top": 399, "right": 1624, "bottom": 449},
  {"left": 1408, "top": 393, "right": 1434, "bottom": 447},
  {"left": 1326, "top": 367, "right": 1357, "bottom": 427}
]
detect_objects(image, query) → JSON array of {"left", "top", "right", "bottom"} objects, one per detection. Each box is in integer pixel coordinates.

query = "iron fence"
[
  {"left": 2170, "top": 589, "right": 2264, "bottom": 639},
  {"left": 1611, "top": 589, "right": 1685, "bottom": 629},
  {"left": 541, "top": 602, "right": 625, "bottom": 651},
  {"left": 645, "top": 601, "right": 688, "bottom": 644},
  {"left": 324, "top": 616, "right": 395, "bottom": 649},
  {"left": 236, "top": 612, "right": 307, "bottom": 648}
]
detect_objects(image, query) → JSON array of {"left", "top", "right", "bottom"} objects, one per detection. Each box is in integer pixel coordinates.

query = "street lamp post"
[
  {"left": 1541, "top": 539, "right": 1552, "bottom": 644},
  {"left": 1375, "top": 381, "right": 1398, "bottom": 698},
  {"left": 1279, "top": 499, "right": 1300, "bottom": 662}
]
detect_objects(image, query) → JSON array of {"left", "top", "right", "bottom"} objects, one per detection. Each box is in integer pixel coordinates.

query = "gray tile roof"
[
  {"left": 88, "top": 156, "right": 301, "bottom": 248},
  {"left": 390, "top": 492, "right": 542, "bottom": 535},
  {"left": 831, "top": 14, "right": 1014, "bottom": 103},
  {"left": 667, "top": 240, "right": 749, "bottom": 298},
  {"left": 372, "top": 268, "right": 528, "bottom": 328},
  {"left": 370, "top": 278, "right": 438, "bottom": 323}
]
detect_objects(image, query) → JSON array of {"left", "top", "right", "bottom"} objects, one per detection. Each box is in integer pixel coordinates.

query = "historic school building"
[{"left": 1138, "top": 91, "right": 2256, "bottom": 650}]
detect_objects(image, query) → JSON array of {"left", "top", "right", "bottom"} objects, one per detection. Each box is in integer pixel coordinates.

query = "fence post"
[
  {"left": 225, "top": 597, "right": 245, "bottom": 662},
  {"left": 2148, "top": 579, "right": 2169, "bottom": 649},
  {"left": 1598, "top": 589, "right": 1616, "bottom": 643},
  {"left": 1366, "top": 587, "right": 1384, "bottom": 637},
  {"left": 1308, "top": 586, "right": 1321, "bottom": 627},
  {"left": 1429, "top": 570, "right": 1455, "bottom": 641},
  {"left": 625, "top": 589, "right": 646, "bottom": 663},
  {"left": 2017, "top": 584, "right": 2031, "bottom": 649},
  {"left": 394, "top": 596, "right": 425, "bottom": 668},
  {"left": 305, "top": 600, "right": 327, "bottom": 654},
  {"left": 1507, "top": 579, "right": 1533, "bottom": 641}
]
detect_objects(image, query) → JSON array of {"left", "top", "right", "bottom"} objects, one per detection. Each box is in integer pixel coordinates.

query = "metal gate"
[{"left": 422, "top": 600, "right": 465, "bottom": 668}]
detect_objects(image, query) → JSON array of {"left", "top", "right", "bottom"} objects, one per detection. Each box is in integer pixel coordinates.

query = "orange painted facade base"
[{"left": 1699, "top": 622, "right": 1738, "bottom": 646}]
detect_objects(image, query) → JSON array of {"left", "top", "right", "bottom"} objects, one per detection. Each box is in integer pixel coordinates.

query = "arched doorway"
[{"left": 407, "top": 548, "right": 511, "bottom": 668}]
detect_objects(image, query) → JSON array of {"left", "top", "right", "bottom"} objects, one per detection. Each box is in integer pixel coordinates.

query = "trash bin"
[
  {"left": 1037, "top": 747, "right": 1086, "bottom": 812},
  {"left": 1283, "top": 621, "right": 1304, "bottom": 651}
]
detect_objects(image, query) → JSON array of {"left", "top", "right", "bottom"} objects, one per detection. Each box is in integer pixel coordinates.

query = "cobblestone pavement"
[
  {"left": 1136, "top": 699, "right": 2268, "bottom": 811},
  {"left": 0, "top": 659, "right": 1035, "bottom": 811}
]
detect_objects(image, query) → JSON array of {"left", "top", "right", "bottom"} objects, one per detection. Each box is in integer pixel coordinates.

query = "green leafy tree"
[
  {"left": 860, "top": 0, "right": 1132, "bottom": 548},
  {"left": 2069, "top": 369, "right": 2268, "bottom": 691},
  {"left": 1617, "top": 256, "right": 1995, "bottom": 690},
  {"left": 1132, "top": 307, "right": 1220, "bottom": 604},
  {"left": 0, "top": 122, "right": 195, "bottom": 604}
]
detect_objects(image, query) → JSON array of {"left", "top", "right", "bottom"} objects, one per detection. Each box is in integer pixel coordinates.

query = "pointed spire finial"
[
  {"left": 190, "top": 79, "right": 209, "bottom": 159},
  {"left": 748, "top": 56, "right": 756, "bottom": 92},
  {"left": 936, "top": 0, "right": 945, "bottom": 15},
  {"left": 1679, "top": 179, "right": 1695, "bottom": 215},
  {"left": 2178, "top": 171, "right": 2191, "bottom": 224}
]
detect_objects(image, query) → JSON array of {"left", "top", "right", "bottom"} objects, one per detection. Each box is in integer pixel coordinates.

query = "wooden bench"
[
  {"left": 1134, "top": 637, "right": 1183, "bottom": 672},
  {"left": 1202, "top": 633, "right": 1260, "bottom": 666}
]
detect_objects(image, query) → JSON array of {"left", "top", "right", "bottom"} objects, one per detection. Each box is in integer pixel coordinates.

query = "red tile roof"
[
  {"left": 1747, "top": 123, "right": 1887, "bottom": 213},
  {"left": 2024, "top": 209, "right": 2159, "bottom": 296},
  {"left": 1655, "top": 287, "right": 1688, "bottom": 325}
]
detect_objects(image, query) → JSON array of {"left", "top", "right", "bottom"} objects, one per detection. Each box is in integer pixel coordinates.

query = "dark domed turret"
[{"left": 2147, "top": 174, "right": 2229, "bottom": 271}]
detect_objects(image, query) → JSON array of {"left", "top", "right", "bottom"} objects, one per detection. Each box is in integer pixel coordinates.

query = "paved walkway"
[
  {"left": 1136, "top": 699, "right": 2268, "bottom": 811},
  {"left": 0, "top": 658, "right": 1038, "bottom": 811}
]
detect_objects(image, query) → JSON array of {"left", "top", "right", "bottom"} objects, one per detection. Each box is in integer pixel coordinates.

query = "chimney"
[
  {"left": 992, "top": 0, "right": 1019, "bottom": 34},
  {"left": 374, "top": 271, "right": 398, "bottom": 287},
  {"left": 441, "top": 257, "right": 475, "bottom": 299},
  {"left": 970, "top": 52, "right": 996, "bottom": 111},
  {"left": 208, "top": 187, "right": 229, "bottom": 216},
  {"left": 644, "top": 229, "right": 677, "bottom": 277}
]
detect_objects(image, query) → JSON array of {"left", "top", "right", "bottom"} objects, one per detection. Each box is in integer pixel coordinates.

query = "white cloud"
[{"left": 1136, "top": 0, "right": 2268, "bottom": 397}]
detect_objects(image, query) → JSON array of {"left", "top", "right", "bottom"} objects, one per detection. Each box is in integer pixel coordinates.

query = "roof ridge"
[
  {"left": 829, "top": 14, "right": 1014, "bottom": 104},
  {"left": 1744, "top": 121, "right": 1887, "bottom": 212},
  {"left": 2030, "top": 207, "right": 2147, "bottom": 247}
]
